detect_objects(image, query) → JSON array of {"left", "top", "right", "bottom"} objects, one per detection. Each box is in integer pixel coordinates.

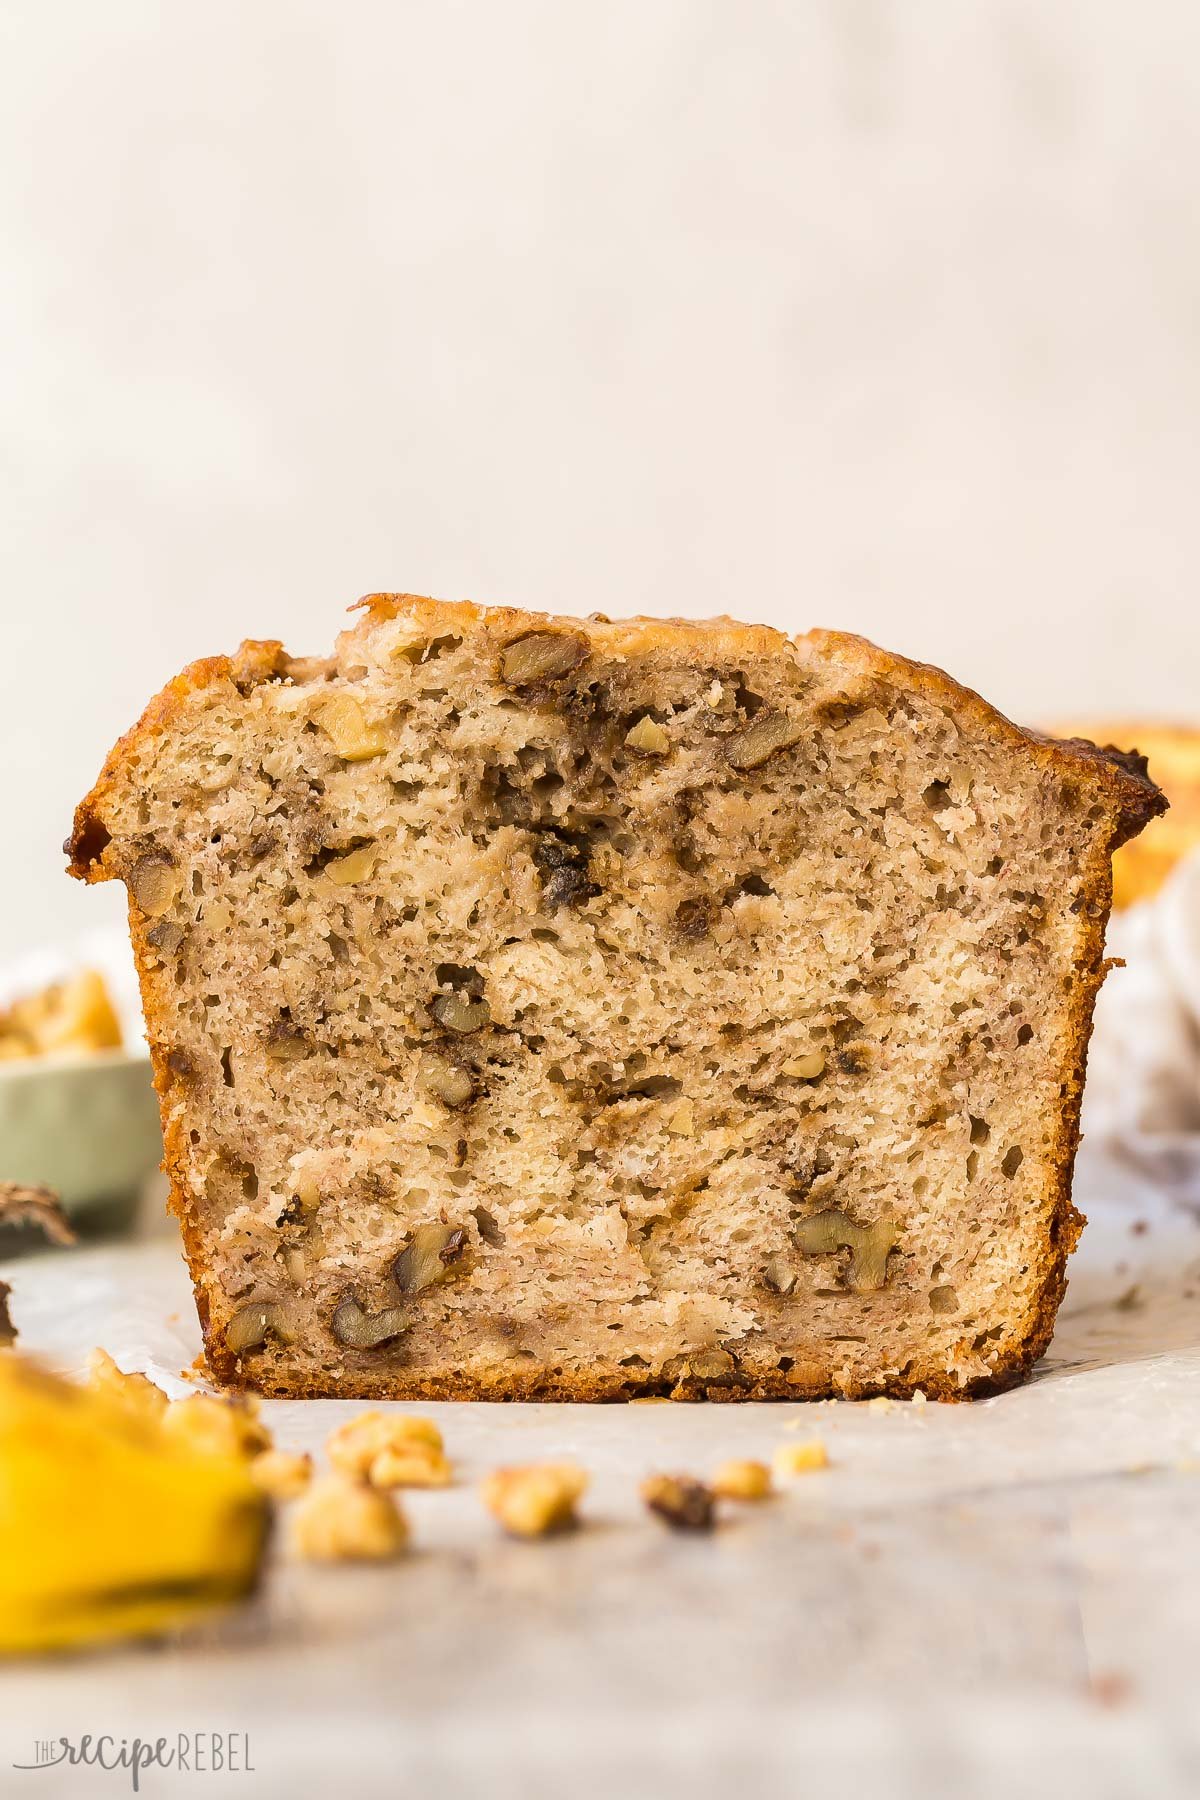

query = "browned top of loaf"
[{"left": 66, "top": 593, "right": 1165, "bottom": 879}]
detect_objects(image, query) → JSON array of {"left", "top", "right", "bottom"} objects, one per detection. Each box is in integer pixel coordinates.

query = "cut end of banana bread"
[{"left": 68, "top": 597, "right": 1164, "bottom": 1401}]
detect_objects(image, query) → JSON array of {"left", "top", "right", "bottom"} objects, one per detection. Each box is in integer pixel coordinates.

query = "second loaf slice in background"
[{"left": 68, "top": 597, "right": 1163, "bottom": 1399}]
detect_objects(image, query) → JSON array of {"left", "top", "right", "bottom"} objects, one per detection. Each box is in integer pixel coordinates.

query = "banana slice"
[{"left": 0, "top": 1356, "right": 268, "bottom": 1653}]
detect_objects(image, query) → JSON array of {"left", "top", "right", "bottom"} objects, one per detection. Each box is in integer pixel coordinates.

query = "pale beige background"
[{"left": 2, "top": 0, "right": 1199, "bottom": 954}]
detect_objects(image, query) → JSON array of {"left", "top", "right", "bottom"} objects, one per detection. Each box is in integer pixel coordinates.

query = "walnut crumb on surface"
[
  {"left": 481, "top": 1462, "right": 587, "bottom": 1538},
  {"left": 773, "top": 1440, "right": 830, "bottom": 1479},
  {"left": 368, "top": 1444, "right": 453, "bottom": 1489},
  {"left": 326, "top": 1410, "right": 443, "bottom": 1478},
  {"left": 290, "top": 1474, "right": 408, "bottom": 1562},
  {"left": 161, "top": 1392, "right": 272, "bottom": 1459},
  {"left": 250, "top": 1448, "right": 313, "bottom": 1500},
  {"left": 711, "top": 1458, "right": 772, "bottom": 1501},
  {"left": 641, "top": 1473, "right": 716, "bottom": 1532}
]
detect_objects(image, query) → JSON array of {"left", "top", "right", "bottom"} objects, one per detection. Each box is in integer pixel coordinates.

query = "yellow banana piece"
[{"left": 0, "top": 1355, "right": 269, "bottom": 1654}]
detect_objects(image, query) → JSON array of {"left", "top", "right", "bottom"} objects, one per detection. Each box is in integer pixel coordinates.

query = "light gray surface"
[{"left": 2, "top": 1145, "right": 1199, "bottom": 1797}]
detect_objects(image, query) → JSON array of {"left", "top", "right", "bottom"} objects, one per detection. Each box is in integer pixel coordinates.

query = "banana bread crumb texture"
[{"left": 68, "top": 596, "right": 1163, "bottom": 1401}]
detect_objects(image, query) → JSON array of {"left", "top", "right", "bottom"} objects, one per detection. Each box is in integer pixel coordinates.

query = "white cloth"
[{"left": 1084, "top": 851, "right": 1200, "bottom": 1197}]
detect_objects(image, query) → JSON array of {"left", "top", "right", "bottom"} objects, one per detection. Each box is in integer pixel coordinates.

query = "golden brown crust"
[
  {"left": 1052, "top": 720, "right": 1197, "bottom": 907},
  {"left": 796, "top": 630, "right": 1165, "bottom": 850},
  {"left": 68, "top": 594, "right": 1165, "bottom": 1402},
  {"left": 213, "top": 1356, "right": 1036, "bottom": 1404},
  {"left": 69, "top": 598, "right": 1164, "bottom": 879}
]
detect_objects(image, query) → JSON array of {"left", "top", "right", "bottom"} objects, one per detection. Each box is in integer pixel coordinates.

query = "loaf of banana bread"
[{"left": 68, "top": 597, "right": 1163, "bottom": 1400}]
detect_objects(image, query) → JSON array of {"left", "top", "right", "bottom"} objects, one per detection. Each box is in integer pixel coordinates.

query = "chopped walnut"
[
  {"left": 314, "top": 693, "right": 388, "bottom": 761},
  {"left": 762, "top": 1253, "right": 797, "bottom": 1296},
  {"left": 127, "top": 849, "right": 181, "bottom": 918},
  {"left": 429, "top": 991, "right": 490, "bottom": 1034},
  {"left": 225, "top": 1300, "right": 297, "bottom": 1354},
  {"left": 664, "top": 1347, "right": 738, "bottom": 1389},
  {"left": 146, "top": 920, "right": 186, "bottom": 956},
  {"left": 290, "top": 1474, "right": 408, "bottom": 1562},
  {"left": 711, "top": 1458, "right": 772, "bottom": 1501},
  {"left": 392, "top": 1223, "right": 469, "bottom": 1293},
  {"left": 250, "top": 1448, "right": 314, "bottom": 1500},
  {"left": 326, "top": 1410, "right": 444, "bottom": 1479},
  {"left": 500, "top": 631, "right": 588, "bottom": 686},
  {"left": 772, "top": 1439, "right": 829, "bottom": 1479},
  {"left": 725, "top": 709, "right": 803, "bottom": 770},
  {"left": 330, "top": 1294, "right": 409, "bottom": 1349},
  {"left": 418, "top": 1055, "right": 475, "bottom": 1109},
  {"left": 624, "top": 714, "right": 670, "bottom": 755},
  {"left": 369, "top": 1443, "right": 453, "bottom": 1489},
  {"left": 665, "top": 1097, "right": 694, "bottom": 1136},
  {"left": 326, "top": 844, "right": 378, "bottom": 886},
  {"left": 161, "top": 1392, "right": 272, "bottom": 1460},
  {"left": 641, "top": 1473, "right": 716, "bottom": 1532},
  {"left": 481, "top": 1461, "right": 587, "bottom": 1537},
  {"left": 793, "top": 1208, "right": 899, "bottom": 1293}
]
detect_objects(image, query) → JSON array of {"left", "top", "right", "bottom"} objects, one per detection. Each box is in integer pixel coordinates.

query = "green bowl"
[{"left": 0, "top": 1050, "right": 163, "bottom": 1228}]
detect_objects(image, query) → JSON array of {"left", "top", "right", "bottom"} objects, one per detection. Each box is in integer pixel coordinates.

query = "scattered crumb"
[
  {"left": 1114, "top": 1285, "right": 1144, "bottom": 1313},
  {"left": 629, "top": 1397, "right": 671, "bottom": 1406},
  {"left": 773, "top": 1440, "right": 830, "bottom": 1479},
  {"left": 327, "top": 1410, "right": 443, "bottom": 1478},
  {"left": 250, "top": 1448, "right": 313, "bottom": 1500},
  {"left": 711, "top": 1458, "right": 771, "bottom": 1501},
  {"left": 867, "top": 1396, "right": 894, "bottom": 1414},
  {"left": 641, "top": 1473, "right": 716, "bottom": 1532},
  {"left": 290, "top": 1474, "right": 408, "bottom": 1562},
  {"left": 1130, "top": 1220, "right": 1148, "bottom": 1236},
  {"left": 911, "top": 1389, "right": 928, "bottom": 1407},
  {"left": 482, "top": 1462, "right": 587, "bottom": 1538}
]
